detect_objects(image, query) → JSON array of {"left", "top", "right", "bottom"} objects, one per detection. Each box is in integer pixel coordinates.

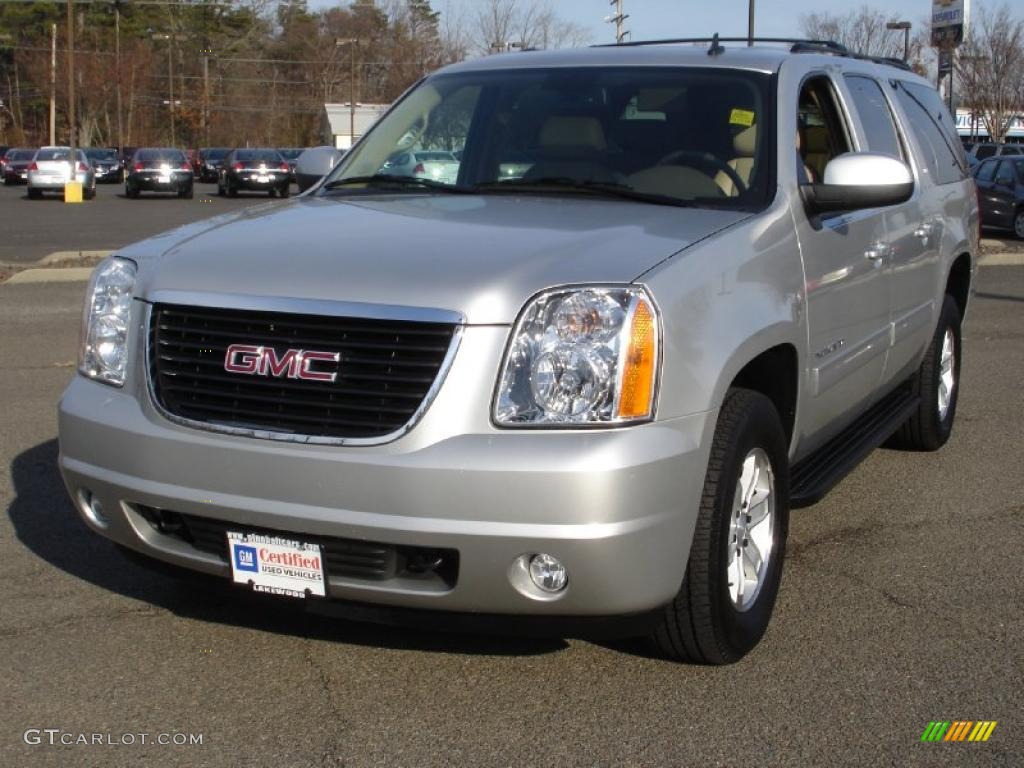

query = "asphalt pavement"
[
  {"left": 0, "top": 180, "right": 284, "bottom": 264},
  {"left": 0, "top": 256, "right": 1021, "bottom": 763}
]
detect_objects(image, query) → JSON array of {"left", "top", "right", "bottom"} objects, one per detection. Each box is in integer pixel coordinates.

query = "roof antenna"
[{"left": 707, "top": 33, "right": 725, "bottom": 56}]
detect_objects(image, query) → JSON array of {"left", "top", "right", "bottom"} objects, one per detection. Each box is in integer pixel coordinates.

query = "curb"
[
  {"left": 5, "top": 267, "right": 95, "bottom": 284},
  {"left": 40, "top": 249, "right": 113, "bottom": 265},
  {"left": 979, "top": 252, "right": 1024, "bottom": 267}
]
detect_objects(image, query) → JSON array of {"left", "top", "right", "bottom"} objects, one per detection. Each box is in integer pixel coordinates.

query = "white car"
[
  {"left": 27, "top": 146, "right": 96, "bottom": 199},
  {"left": 381, "top": 150, "right": 460, "bottom": 184}
]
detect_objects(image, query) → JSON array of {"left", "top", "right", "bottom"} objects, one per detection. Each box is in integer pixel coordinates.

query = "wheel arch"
[{"left": 945, "top": 252, "right": 972, "bottom": 320}]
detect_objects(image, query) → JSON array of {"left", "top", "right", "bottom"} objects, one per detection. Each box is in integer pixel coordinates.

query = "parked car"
[
  {"left": 119, "top": 146, "right": 139, "bottom": 166},
  {"left": 2, "top": 148, "right": 38, "bottom": 185},
  {"left": 381, "top": 150, "right": 460, "bottom": 184},
  {"left": 965, "top": 142, "right": 1023, "bottom": 168},
  {"left": 84, "top": 147, "right": 124, "bottom": 183},
  {"left": 973, "top": 156, "right": 1024, "bottom": 238},
  {"left": 124, "top": 147, "right": 194, "bottom": 199},
  {"left": 27, "top": 146, "right": 96, "bottom": 199},
  {"left": 278, "top": 147, "right": 304, "bottom": 182},
  {"left": 217, "top": 148, "right": 290, "bottom": 197},
  {"left": 61, "top": 40, "right": 977, "bottom": 664},
  {"left": 293, "top": 146, "right": 345, "bottom": 192},
  {"left": 196, "top": 147, "right": 230, "bottom": 182}
]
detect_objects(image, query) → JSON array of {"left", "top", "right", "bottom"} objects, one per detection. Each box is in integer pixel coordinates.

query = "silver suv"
[{"left": 59, "top": 39, "right": 978, "bottom": 663}]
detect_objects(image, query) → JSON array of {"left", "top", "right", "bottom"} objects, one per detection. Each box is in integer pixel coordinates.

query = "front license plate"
[{"left": 227, "top": 531, "right": 326, "bottom": 598}]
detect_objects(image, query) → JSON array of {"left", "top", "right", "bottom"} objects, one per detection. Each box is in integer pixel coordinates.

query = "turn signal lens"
[{"left": 615, "top": 297, "right": 657, "bottom": 420}]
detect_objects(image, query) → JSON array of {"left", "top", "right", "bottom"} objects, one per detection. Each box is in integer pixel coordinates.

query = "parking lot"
[
  {"left": 0, "top": 180, "right": 286, "bottom": 265},
  {"left": 0, "top": 185, "right": 1021, "bottom": 765}
]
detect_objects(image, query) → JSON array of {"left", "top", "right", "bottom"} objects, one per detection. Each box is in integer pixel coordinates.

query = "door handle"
[{"left": 864, "top": 243, "right": 889, "bottom": 261}]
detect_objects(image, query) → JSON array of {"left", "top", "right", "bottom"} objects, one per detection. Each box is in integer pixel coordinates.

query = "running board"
[{"left": 790, "top": 385, "right": 920, "bottom": 508}]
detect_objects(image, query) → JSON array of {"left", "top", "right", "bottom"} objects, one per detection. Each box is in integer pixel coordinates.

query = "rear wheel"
[
  {"left": 27, "top": 188, "right": 41, "bottom": 199},
  {"left": 650, "top": 389, "right": 790, "bottom": 664},
  {"left": 891, "top": 294, "right": 962, "bottom": 451},
  {"left": 227, "top": 181, "right": 238, "bottom": 198},
  {"left": 279, "top": 184, "right": 291, "bottom": 199},
  {"left": 125, "top": 184, "right": 138, "bottom": 199}
]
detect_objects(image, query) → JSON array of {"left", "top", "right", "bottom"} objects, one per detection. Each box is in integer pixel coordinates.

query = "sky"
[{"left": 306, "top": 1, "right": 944, "bottom": 44}]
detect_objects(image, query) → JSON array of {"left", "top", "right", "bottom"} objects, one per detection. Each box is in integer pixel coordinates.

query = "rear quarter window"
[{"left": 894, "top": 81, "right": 968, "bottom": 185}]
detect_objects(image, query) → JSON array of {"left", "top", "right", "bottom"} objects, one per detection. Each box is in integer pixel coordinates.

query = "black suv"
[
  {"left": 217, "top": 148, "right": 291, "bottom": 197},
  {"left": 974, "top": 156, "right": 1024, "bottom": 239}
]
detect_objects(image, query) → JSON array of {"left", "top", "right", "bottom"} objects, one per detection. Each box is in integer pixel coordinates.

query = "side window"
[
  {"left": 1003, "top": 146, "right": 1021, "bottom": 156},
  {"left": 797, "top": 76, "right": 853, "bottom": 183},
  {"left": 1013, "top": 159, "right": 1024, "bottom": 182},
  {"left": 893, "top": 81, "right": 968, "bottom": 185},
  {"left": 975, "top": 160, "right": 996, "bottom": 182},
  {"left": 843, "top": 75, "right": 904, "bottom": 159},
  {"left": 994, "top": 161, "right": 1015, "bottom": 186},
  {"left": 974, "top": 145, "right": 996, "bottom": 161}
]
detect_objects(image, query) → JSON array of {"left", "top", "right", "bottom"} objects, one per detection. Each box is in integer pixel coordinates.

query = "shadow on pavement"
[{"left": 8, "top": 439, "right": 568, "bottom": 657}]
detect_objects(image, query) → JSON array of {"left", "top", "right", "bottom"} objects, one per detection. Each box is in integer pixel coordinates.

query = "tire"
[
  {"left": 268, "top": 187, "right": 277, "bottom": 198},
  {"left": 227, "top": 181, "right": 238, "bottom": 198},
  {"left": 217, "top": 181, "right": 225, "bottom": 197},
  {"left": 650, "top": 388, "right": 790, "bottom": 664},
  {"left": 125, "top": 184, "right": 138, "bottom": 199},
  {"left": 180, "top": 185, "right": 194, "bottom": 200},
  {"left": 279, "top": 184, "right": 290, "bottom": 199},
  {"left": 890, "top": 295, "right": 962, "bottom": 451},
  {"left": 84, "top": 185, "right": 95, "bottom": 200},
  {"left": 1013, "top": 208, "right": 1024, "bottom": 240},
  {"left": 27, "top": 188, "right": 41, "bottom": 199}
]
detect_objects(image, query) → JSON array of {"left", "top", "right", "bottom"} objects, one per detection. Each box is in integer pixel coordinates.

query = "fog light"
[
  {"left": 81, "top": 490, "right": 108, "bottom": 527},
  {"left": 528, "top": 553, "right": 568, "bottom": 592}
]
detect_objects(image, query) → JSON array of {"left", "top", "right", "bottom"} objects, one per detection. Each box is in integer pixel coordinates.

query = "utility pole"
[
  {"left": 202, "top": 53, "right": 210, "bottom": 146},
  {"left": 606, "top": 0, "right": 629, "bottom": 44},
  {"left": 335, "top": 38, "right": 358, "bottom": 148},
  {"left": 66, "top": 0, "right": 75, "bottom": 154},
  {"left": 748, "top": 0, "right": 756, "bottom": 46},
  {"left": 153, "top": 33, "right": 179, "bottom": 146},
  {"left": 115, "top": 2, "right": 123, "bottom": 156},
  {"left": 49, "top": 23, "right": 55, "bottom": 146}
]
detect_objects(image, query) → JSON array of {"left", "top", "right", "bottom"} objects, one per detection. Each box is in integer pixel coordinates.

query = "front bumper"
[{"left": 57, "top": 322, "right": 714, "bottom": 617}]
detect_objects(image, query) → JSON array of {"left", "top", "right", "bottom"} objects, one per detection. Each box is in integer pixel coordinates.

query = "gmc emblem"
[{"left": 224, "top": 344, "right": 340, "bottom": 383}]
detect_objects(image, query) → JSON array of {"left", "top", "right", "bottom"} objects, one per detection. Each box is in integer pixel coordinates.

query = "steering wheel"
[{"left": 655, "top": 150, "right": 748, "bottom": 195}]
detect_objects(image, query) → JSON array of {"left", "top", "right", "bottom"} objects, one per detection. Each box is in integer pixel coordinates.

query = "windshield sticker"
[{"left": 730, "top": 108, "right": 755, "bottom": 127}]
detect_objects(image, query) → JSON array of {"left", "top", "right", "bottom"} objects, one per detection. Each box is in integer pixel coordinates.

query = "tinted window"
[
  {"left": 975, "top": 160, "right": 997, "bottom": 182},
  {"left": 993, "top": 161, "right": 1017, "bottom": 185},
  {"left": 278, "top": 148, "right": 303, "bottom": 160},
  {"left": 85, "top": 149, "right": 118, "bottom": 161},
  {"left": 844, "top": 75, "right": 903, "bottom": 159},
  {"left": 236, "top": 149, "right": 282, "bottom": 164},
  {"left": 136, "top": 149, "right": 187, "bottom": 164},
  {"left": 894, "top": 81, "right": 968, "bottom": 185},
  {"left": 974, "top": 145, "right": 996, "bottom": 160},
  {"left": 1012, "top": 159, "right": 1024, "bottom": 180},
  {"left": 1003, "top": 146, "right": 1021, "bottom": 155},
  {"left": 202, "top": 148, "right": 229, "bottom": 161},
  {"left": 8, "top": 149, "right": 35, "bottom": 160}
]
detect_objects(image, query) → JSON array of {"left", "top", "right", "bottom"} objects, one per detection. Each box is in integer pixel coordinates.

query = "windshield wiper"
[
  {"left": 321, "top": 174, "right": 469, "bottom": 193},
  {"left": 473, "top": 177, "right": 693, "bottom": 207}
]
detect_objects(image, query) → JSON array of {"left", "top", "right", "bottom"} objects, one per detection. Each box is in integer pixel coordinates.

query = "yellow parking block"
[{"left": 64, "top": 181, "right": 83, "bottom": 203}]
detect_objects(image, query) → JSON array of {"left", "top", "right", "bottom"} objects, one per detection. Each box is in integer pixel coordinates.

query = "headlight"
[
  {"left": 79, "top": 257, "right": 136, "bottom": 386},
  {"left": 494, "top": 286, "right": 659, "bottom": 426}
]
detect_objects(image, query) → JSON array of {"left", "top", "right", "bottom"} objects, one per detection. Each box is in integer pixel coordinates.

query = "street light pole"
[
  {"left": 114, "top": 1, "right": 123, "bottom": 156},
  {"left": 153, "top": 33, "right": 177, "bottom": 146},
  {"left": 748, "top": 0, "right": 755, "bottom": 47},
  {"left": 49, "top": 23, "right": 55, "bottom": 146},
  {"left": 886, "top": 21, "right": 911, "bottom": 63}
]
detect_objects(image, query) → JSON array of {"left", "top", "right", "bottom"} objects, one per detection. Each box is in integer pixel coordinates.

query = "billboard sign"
[{"left": 932, "top": 0, "right": 971, "bottom": 48}]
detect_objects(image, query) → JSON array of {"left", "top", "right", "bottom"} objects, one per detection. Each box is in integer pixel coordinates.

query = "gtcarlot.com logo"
[
  {"left": 921, "top": 720, "right": 997, "bottom": 742},
  {"left": 24, "top": 729, "right": 203, "bottom": 746}
]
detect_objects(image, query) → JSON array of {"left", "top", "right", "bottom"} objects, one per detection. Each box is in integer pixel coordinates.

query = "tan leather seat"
[
  {"left": 803, "top": 126, "right": 831, "bottom": 182},
  {"left": 715, "top": 124, "right": 757, "bottom": 196}
]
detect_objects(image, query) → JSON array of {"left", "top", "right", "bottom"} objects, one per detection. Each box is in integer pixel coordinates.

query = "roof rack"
[{"left": 591, "top": 36, "right": 913, "bottom": 71}]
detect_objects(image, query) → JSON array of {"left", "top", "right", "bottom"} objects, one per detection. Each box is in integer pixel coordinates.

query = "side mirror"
[
  {"left": 802, "top": 152, "right": 913, "bottom": 215},
  {"left": 294, "top": 146, "right": 345, "bottom": 192}
]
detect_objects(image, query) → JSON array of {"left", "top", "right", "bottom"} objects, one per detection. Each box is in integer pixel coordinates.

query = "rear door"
[
  {"left": 973, "top": 159, "right": 999, "bottom": 224},
  {"left": 988, "top": 159, "right": 1019, "bottom": 227}
]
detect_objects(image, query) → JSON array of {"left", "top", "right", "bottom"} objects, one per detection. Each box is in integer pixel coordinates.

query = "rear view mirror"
[{"left": 802, "top": 152, "right": 913, "bottom": 215}]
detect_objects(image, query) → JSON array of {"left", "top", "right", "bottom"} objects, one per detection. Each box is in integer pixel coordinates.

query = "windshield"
[
  {"left": 278, "top": 148, "right": 303, "bottom": 160},
  {"left": 202, "top": 148, "right": 229, "bottom": 161},
  {"left": 324, "top": 66, "right": 773, "bottom": 208},
  {"left": 36, "top": 148, "right": 73, "bottom": 162},
  {"left": 7, "top": 149, "right": 35, "bottom": 161},
  {"left": 85, "top": 149, "right": 118, "bottom": 161}
]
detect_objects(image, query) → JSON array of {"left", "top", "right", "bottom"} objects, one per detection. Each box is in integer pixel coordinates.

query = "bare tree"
[
  {"left": 800, "top": 5, "right": 922, "bottom": 60},
  {"left": 956, "top": 3, "right": 1024, "bottom": 144},
  {"left": 474, "top": 0, "right": 588, "bottom": 54}
]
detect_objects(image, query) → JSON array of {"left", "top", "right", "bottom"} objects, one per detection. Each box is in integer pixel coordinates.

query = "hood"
[{"left": 128, "top": 194, "right": 749, "bottom": 324}]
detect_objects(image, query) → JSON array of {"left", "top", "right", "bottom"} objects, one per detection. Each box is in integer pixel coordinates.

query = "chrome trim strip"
[
  {"left": 143, "top": 300, "right": 464, "bottom": 447},
  {"left": 142, "top": 290, "right": 464, "bottom": 326}
]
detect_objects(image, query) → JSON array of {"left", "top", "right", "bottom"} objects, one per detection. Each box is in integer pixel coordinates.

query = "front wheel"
[
  {"left": 1014, "top": 209, "right": 1024, "bottom": 240},
  {"left": 650, "top": 388, "right": 790, "bottom": 664},
  {"left": 890, "top": 295, "right": 962, "bottom": 451}
]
